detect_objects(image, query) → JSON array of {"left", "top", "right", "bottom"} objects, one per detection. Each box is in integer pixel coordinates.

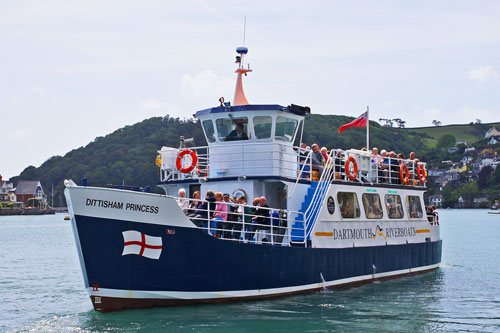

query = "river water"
[{"left": 0, "top": 210, "right": 499, "bottom": 332}]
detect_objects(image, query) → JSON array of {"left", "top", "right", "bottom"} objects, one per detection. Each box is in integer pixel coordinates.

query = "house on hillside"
[
  {"left": 428, "top": 194, "right": 442, "bottom": 208},
  {"left": 0, "top": 176, "right": 14, "bottom": 194},
  {"left": 464, "top": 147, "right": 475, "bottom": 153},
  {"left": 479, "top": 148, "right": 494, "bottom": 158},
  {"left": 485, "top": 127, "right": 500, "bottom": 138},
  {"left": 461, "top": 156, "right": 473, "bottom": 166},
  {"left": 15, "top": 180, "right": 47, "bottom": 208},
  {"left": 0, "top": 175, "right": 18, "bottom": 204},
  {"left": 487, "top": 136, "right": 499, "bottom": 145},
  {"left": 447, "top": 147, "right": 458, "bottom": 153}
]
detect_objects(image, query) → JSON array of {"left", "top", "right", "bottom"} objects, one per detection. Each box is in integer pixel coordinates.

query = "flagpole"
[{"left": 366, "top": 106, "right": 370, "bottom": 150}]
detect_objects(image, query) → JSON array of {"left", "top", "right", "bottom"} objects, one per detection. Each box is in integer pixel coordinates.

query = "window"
[
  {"left": 337, "top": 192, "right": 360, "bottom": 218},
  {"left": 215, "top": 117, "right": 250, "bottom": 142},
  {"left": 275, "top": 116, "right": 298, "bottom": 142},
  {"left": 406, "top": 195, "right": 423, "bottom": 218},
  {"left": 362, "top": 193, "right": 383, "bottom": 219},
  {"left": 253, "top": 116, "right": 272, "bottom": 139},
  {"left": 202, "top": 120, "right": 216, "bottom": 143},
  {"left": 385, "top": 194, "right": 404, "bottom": 219}
]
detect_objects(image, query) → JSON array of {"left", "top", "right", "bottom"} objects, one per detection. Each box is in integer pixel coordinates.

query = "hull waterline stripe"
[
  {"left": 87, "top": 263, "right": 440, "bottom": 300},
  {"left": 416, "top": 229, "right": 430, "bottom": 233}
]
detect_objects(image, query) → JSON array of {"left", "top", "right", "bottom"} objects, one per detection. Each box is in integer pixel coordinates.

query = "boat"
[{"left": 64, "top": 46, "right": 442, "bottom": 311}]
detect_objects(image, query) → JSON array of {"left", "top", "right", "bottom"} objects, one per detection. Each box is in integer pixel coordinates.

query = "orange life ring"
[
  {"left": 176, "top": 149, "right": 198, "bottom": 173},
  {"left": 344, "top": 156, "right": 358, "bottom": 181},
  {"left": 417, "top": 164, "right": 426, "bottom": 183},
  {"left": 400, "top": 163, "right": 409, "bottom": 184}
]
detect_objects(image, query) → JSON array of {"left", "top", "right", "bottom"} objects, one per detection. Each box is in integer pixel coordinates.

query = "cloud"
[
  {"left": 11, "top": 129, "right": 27, "bottom": 139},
  {"left": 467, "top": 66, "right": 498, "bottom": 83},
  {"left": 140, "top": 99, "right": 187, "bottom": 119},
  {"left": 181, "top": 70, "right": 233, "bottom": 100}
]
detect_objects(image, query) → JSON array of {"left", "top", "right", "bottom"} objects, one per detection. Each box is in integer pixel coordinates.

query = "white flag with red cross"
[{"left": 122, "top": 230, "right": 163, "bottom": 260}]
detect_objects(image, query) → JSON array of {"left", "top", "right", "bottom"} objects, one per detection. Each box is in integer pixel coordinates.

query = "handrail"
[
  {"left": 173, "top": 196, "right": 306, "bottom": 246},
  {"left": 288, "top": 148, "right": 312, "bottom": 198},
  {"left": 159, "top": 143, "right": 427, "bottom": 188},
  {"left": 300, "top": 149, "right": 337, "bottom": 241}
]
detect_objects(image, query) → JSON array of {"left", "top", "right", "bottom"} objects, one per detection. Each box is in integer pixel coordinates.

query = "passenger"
[
  {"left": 235, "top": 196, "right": 252, "bottom": 240},
  {"left": 320, "top": 147, "right": 329, "bottom": 165},
  {"left": 378, "top": 150, "right": 390, "bottom": 182},
  {"left": 191, "top": 190, "right": 216, "bottom": 229},
  {"left": 299, "top": 143, "right": 308, "bottom": 162},
  {"left": 187, "top": 191, "right": 201, "bottom": 216},
  {"left": 176, "top": 188, "right": 190, "bottom": 214},
  {"left": 311, "top": 144, "right": 325, "bottom": 177},
  {"left": 251, "top": 196, "right": 271, "bottom": 241},
  {"left": 223, "top": 193, "right": 237, "bottom": 238},
  {"left": 212, "top": 192, "right": 228, "bottom": 237},
  {"left": 252, "top": 196, "right": 270, "bottom": 228},
  {"left": 225, "top": 123, "right": 248, "bottom": 141},
  {"left": 389, "top": 151, "right": 399, "bottom": 184}
]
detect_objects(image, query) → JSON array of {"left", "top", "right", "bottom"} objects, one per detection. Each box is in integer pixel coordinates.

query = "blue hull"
[{"left": 74, "top": 215, "right": 442, "bottom": 310}]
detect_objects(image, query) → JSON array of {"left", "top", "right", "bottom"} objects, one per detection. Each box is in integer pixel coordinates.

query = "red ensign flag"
[{"left": 339, "top": 112, "right": 368, "bottom": 133}]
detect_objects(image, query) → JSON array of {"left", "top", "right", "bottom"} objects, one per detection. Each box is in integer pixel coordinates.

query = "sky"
[{"left": 1, "top": 0, "right": 499, "bottom": 179}]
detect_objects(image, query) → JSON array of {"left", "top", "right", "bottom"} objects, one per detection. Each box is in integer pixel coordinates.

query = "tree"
[
  {"left": 437, "top": 134, "right": 456, "bottom": 150},
  {"left": 432, "top": 120, "right": 441, "bottom": 126},
  {"left": 478, "top": 165, "right": 493, "bottom": 190}
]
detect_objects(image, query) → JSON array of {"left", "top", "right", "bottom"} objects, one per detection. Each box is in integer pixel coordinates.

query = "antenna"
[{"left": 243, "top": 16, "right": 246, "bottom": 46}]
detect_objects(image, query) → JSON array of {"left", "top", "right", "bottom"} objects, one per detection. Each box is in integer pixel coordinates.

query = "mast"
[
  {"left": 366, "top": 106, "right": 370, "bottom": 150},
  {"left": 233, "top": 19, "right": 252, "bottom": 106}
]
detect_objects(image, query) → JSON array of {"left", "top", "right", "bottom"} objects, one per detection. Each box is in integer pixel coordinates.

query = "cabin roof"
[{"left": 194, "top": 104, "right": 310, "bottom": 118}]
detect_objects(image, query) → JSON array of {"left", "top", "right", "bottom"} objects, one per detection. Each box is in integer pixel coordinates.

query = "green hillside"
[
  {"left": 11, "top": 113, "right": 499, "bottom": 207},
  {"left": 403, "top": 122, "right": 500, "bottom": 148}
]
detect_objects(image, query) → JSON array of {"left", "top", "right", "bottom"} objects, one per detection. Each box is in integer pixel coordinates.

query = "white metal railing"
[
  {"left": 298, "top": 149, "right": 337, "bottom": 242},
  {"left": 159, "top": 144, "right": 427, "bottom": 188},
  {"left": 174, "top": 196, "right": 305, "bottom": 246},
  {"left": 427, "top": 214, "right": 439, "bottom": 225}
]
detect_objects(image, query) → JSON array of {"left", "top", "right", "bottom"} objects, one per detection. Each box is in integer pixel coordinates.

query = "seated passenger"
[
  {"left": 187, "top": 191, "right": 201, "bottom": 216},
  {"left": 225, "top": 123, "right": 248, "bottom": 141},
  {"left": 176, "top": 188, "right": 190, "bottom": 214},
  {"left": 311, "top": 144, "right": 325, "bottom": 176}
]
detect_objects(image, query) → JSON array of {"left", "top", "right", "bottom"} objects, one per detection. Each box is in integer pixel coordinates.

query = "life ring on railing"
[
  {"left": 176, "top": 149, "right": 198, "bottom": 173},
  {"left": 400, "top": 163, "right": 410, "bottom": 184},
  {"left": 344, "top": 156, "right": 358, "bottom": 181},
  {"left": 417, "top": 164, "right": 426, "bottom": 184}
]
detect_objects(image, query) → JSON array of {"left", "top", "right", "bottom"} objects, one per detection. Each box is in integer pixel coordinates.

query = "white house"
[
  {"left": 488, "top": 137, "right": 499, "bottom": 145},
  {"left": 485, "top": 127, "right": 500, "bottom": 138}
]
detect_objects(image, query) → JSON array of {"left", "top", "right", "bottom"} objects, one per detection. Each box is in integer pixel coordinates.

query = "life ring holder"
[
  {"left": 400, "top": 163, "right": 410, "bottom": 184},
  {"left": 344, "top": 156, "right": 358, "bottom": 181},
  {"left": 176, "top": 149, "right": 198, "bottom": 174},
  {"left": 417, "top": 164, "right": 426, "bottom": 184}
]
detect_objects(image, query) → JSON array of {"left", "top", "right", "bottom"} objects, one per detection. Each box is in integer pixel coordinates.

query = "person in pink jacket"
[{"left": 212, "top": 192, "right": 228, "bottom": 237}]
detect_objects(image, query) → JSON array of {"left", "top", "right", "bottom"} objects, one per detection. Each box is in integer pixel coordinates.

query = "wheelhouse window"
[
  {"left": 216, "top": 117, "right": 250, "bottom": 142},
  {"left": 406, "top": 195, "right": 423, "bottom": 218},
  {"left": 202, "top": 120, "right": 216, "bottom": 143},
  {"left": 362, "top": 193, "right": 383, "bottom": 219},
  {"left": 337, "top": 192, "right": 360, "bottom": 219},
  {"left": 275, "top": 116, "right": 298, "bottom": 142},
  {"left": 385, "top": 194, "right": 404, "bottom": 219},
  {"left": 253, "top": 116, "right": 272, "bottom": 139}
]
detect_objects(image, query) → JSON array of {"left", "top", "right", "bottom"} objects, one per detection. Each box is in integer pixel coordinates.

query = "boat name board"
[
  {"left": 85, "top": 198, "right": 159, "bottom": 214},
  {"left": 324, "top": 225, "right": 417, "bottom": 240}
]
